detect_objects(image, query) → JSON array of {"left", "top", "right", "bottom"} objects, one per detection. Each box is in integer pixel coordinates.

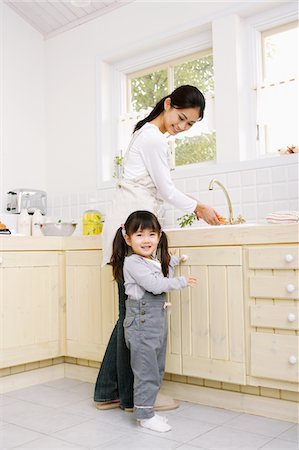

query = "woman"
[{"left": 94, "top": 84, "right": 220, "bottom": 411}]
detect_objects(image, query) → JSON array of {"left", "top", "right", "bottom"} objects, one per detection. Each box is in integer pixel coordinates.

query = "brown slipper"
[
  {"left": 154, "top": 393, "right": 180, "bottom": 411},
  {"left": 95, "top": 400, "right": 120, "bottom": 410}
]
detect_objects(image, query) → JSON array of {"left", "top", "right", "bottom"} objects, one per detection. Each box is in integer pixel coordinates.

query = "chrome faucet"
[{"left": 208, "top": 179, "right": 245, "bottom": 225}]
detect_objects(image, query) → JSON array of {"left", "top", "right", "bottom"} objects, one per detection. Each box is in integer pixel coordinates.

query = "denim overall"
[{"left": 124, "top": 291, "right": 168, "bottom": 420}]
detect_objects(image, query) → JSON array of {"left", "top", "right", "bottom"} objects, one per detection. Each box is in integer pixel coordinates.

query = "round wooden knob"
[{"left": 285, "top": 254, "right": 294, "bottom": 263}]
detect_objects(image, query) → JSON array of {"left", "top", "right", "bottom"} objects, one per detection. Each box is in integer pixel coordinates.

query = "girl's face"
[
  {"left": 162, "top": 98, "right": 201, "bottom": 135},
  {"left": 125, "top": 226, "right": 160, "bottom": 258}
]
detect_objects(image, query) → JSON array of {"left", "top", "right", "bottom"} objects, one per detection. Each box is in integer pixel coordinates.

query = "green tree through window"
[{"left": 129, "top": 52, "right": 216, "bottom": 166}]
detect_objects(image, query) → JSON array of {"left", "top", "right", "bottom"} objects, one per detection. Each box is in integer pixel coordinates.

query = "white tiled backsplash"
[
  {"left": 2, "top": 158, "right": 298, "bottom": 234},
  {"left": 46, "top": 159, "right": 298, "bottom": 235}
]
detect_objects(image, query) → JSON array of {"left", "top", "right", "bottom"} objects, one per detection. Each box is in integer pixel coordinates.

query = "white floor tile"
[
  {"left": 6, "top": 384, "right": 89, "bottom": 408},
  {"left": 260, "top": 437, "right": 299, "bottom": 449},
  {"left": 277, "top": 424, "right": 299, "bottom": 443},
  {"left": 8, "top": 409, "right": 89, "bottom": 435},
  {"left": 224, "top": 413, "right": 294, "bottom": 438},
  {"left": 52, "top": 418, "right": 130, "bottom": 448},
  {"left": 11, "top": 435, "right": 87, "bottom": 449},
  {"left": 43, "top": 378, "right": 85, "bottom": 390},
  {"left": 60, "top": 398, "right": 107, "bottom": 419},
  {"left": 2, "top": 399, "right": 54, "bottom": 424},
  {"left": 174, "top": 446, "right": 205, "bottom": 450},
  {"left": 0, "top": 395, "right": 18, "bottom": 407},
  {"left": 188, "top": 425, "right": 272, "bottom": 449},
  {"left": 91, "top": 406, "right": 139, "bottom": 430},
  {"left": 97, "top": 431, "right": 180, "bottom": 449},
  {"left": 0, "top": 423, "right": 44, "bottom": 449},
  {"left": 68, "top": 382, "right": 95, "bottom": 398},
  {"left": 176, "top": 403, "right": 241, "bottom": 425}
]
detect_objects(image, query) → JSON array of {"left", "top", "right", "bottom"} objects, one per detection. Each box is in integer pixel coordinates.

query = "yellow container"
[{"left": 83, "top": 210, "right": 103, "bottom": 235}]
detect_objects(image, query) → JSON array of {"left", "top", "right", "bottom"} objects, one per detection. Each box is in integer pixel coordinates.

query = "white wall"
[{"left": 0, "top": 3, "right": 46, "bottom": 228}]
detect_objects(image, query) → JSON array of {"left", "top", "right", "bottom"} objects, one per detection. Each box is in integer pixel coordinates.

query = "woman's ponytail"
[
  {"left": 110, "top": 227, "right": 128, "bottom": 282},
  {"left": 133, "top": 97, "right": 167, "bottom": 132},
  {"left": 159, "top": 231, "right": 171, "bottom": 277}
]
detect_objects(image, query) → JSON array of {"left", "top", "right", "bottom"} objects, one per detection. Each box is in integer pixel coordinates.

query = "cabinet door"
[
  {"left": 66, "top": 250, "right": 116, "bottom": 361},
  {"left": 180, "top": 247, "right": 246, "bottom": 384},
  {"left": 0, "top": 251, "right": 62, "bottom": 368},
  {"left": 165, "top": 252, "right": 182, "bottom": 374}
]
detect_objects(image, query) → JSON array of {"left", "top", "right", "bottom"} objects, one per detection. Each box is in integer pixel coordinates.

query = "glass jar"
[{"left": 83, "top": 210, "right": 103, "bottom": 235}]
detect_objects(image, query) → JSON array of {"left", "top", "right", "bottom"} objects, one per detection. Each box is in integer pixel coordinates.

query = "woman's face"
[{"left": 162, "top": 98, "right": 201, "bottom": 135}]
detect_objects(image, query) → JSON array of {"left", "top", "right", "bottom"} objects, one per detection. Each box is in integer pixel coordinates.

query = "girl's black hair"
[
  {"left": 110, "top": 210, "right": 171, "bottom": 282},
  {"left": 134, "top": 84, "right": 205, "bottom": 132}
]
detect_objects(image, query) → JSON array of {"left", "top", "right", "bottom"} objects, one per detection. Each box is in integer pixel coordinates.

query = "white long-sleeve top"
[
  {"left": 123, "top": 254, "right": 187, "bottom": 300},
  {"left": 102, "top": 123, "right": 197, "bottom": 265},
  {"left": 123, "top": 123, "right": 196, "bottom": 212}
]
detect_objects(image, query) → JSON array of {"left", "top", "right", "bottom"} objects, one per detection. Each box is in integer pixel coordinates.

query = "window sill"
[{"left": 170, "top": 153, "right": 298, "bottom": 180}]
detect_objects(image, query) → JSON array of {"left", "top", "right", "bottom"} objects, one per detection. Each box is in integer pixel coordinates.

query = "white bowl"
[{"left": 40, "top": 223, "right": 77, "bottom": 236}]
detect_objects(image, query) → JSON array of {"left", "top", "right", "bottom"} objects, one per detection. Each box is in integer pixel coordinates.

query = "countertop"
[{"left": 0, "top": 223, "right": 298, "bottom": 251}]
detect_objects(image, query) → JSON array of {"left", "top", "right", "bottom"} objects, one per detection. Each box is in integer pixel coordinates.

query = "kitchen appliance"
[
  {"left": 6, "top": 189, "right": 47, "bottom": 215},
  {"left": 40, "top": 222, "right": 77, "bottom": 236}
]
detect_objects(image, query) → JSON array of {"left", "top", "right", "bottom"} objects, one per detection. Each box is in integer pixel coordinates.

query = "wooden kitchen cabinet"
[
  {"left": 0, "top": 251, "right": 63, "bottom": 368},
  {"left": 65, "top": 250, "right": 117, "bottom": 362},
  {"left": 166, "top": 246, "right": 246, "bottom": 384},
  {"left": 246, "top": 245, "right": 299, "bottom": 390}
]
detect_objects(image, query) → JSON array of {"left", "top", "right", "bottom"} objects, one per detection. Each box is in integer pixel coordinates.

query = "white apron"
[{"left": 102, "top": 130, "right": 163, "bottom": 266}]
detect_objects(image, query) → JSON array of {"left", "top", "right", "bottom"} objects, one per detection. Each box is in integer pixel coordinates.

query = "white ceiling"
[{"left": 5, "top": 0, "right": 134, "bottom": 39}]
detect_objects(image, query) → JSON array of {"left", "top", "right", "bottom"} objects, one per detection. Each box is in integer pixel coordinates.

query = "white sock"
[
  {"left": 155, "top": 414, "right": 168, "bottom": 423},
  {"left": 139, "top": 414, "right": 171, "bottom": 432}
]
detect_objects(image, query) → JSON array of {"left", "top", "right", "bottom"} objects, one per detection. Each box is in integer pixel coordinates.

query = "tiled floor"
[{"left": 0, "top": 378, "right": 298, "bottom": 450}]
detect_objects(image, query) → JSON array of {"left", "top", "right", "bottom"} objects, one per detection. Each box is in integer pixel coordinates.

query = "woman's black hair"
[
  {"left": 110, "top": 210, "right": 171, "bottom": 282},
  {"left": 134, "top": 84, "right": 205, "bottom": 132}
]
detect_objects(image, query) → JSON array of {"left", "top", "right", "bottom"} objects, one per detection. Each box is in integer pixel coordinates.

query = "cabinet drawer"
[
  {"left": 66, "top": 250, "right": 101, "bottom": 266},
  {"left": 251, "top": 333, "right": 299, "bottom": 382},
  {"left": 250, "top": 305, "right": 299, "bottom": 330},
  {"left": 180, "top": 246, "right": 242, "bottom": 266},
  {"left": 248, "top": 246, "right": 299, "bottom": 269},
  {"left": 249, "top": 274, "right": 298, "bottom": 299},
  {"left": 0, "top": 251, "right": 59, "bottom": 267}
]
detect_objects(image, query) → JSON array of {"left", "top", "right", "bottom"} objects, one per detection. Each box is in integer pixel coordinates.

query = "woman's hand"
[
  {"left": 194, "top": 202, "right": 220, "bottom": 225},
  {"left": 187, "top": 276, "right": 197, "bottom": 287}
]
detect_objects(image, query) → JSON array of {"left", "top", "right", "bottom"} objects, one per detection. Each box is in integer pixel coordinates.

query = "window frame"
[
  {"left": 126, "top": 49, "right": 215, "bottom": 169},
  {"left": 246, "top": 5, "right": 298, "bottom": 159},
  {"left": 127, "top": 48, "right": 213, "bottom": 113}
]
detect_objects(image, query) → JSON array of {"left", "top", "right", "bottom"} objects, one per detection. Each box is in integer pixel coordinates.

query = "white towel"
[{"left": 266, "top": 211, "right": 299, "bottom": 223}]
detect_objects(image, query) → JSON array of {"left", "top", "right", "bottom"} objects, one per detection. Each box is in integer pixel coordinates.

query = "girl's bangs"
[{"left": 127, "top": 215, "right": 161, "bottom": 235}]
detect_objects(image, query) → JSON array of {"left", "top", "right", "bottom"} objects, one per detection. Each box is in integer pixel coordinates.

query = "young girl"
[{"left": 110, "top": 210, "right": 196, "bottom": 433}]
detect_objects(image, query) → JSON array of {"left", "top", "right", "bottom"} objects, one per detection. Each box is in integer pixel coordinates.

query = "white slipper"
[
  {"left": 155, "top": 414, "right": 168, "bottom": 423},
  {"left": 139, "top": 415, "right": 171, "bottom": 432}
]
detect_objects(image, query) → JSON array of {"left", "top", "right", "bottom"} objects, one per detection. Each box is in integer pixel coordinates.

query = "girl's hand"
[
  {"left": 194, "top": 203, "right": 220, "bottom": 225},
  {"left": 187, "top": 276, "right": 197, "bottom": 287},
  {"left": 180, "top": 254, "right": 188, "bottom": 262}
]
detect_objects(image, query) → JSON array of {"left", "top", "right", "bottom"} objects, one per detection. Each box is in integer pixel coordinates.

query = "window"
[
  {"left": 257, "top": 21, "right": 298, "bottom": 155},
  {"left": 126, "top": 51, "right": 215, "bottom": 168}
]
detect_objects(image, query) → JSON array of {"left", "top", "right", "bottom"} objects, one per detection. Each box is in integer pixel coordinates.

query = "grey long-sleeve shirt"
[{"left": 123, "top": 254, "right": 187, "bottom": 300}]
